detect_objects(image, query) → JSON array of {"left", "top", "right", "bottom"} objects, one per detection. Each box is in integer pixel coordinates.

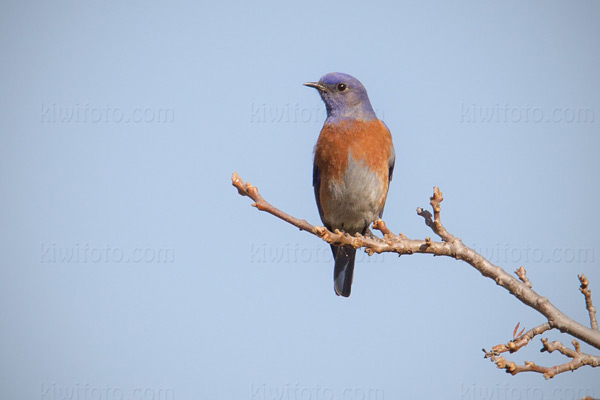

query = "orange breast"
[{"left": 314, "top": 119, "right": 393, "bottom": 183}]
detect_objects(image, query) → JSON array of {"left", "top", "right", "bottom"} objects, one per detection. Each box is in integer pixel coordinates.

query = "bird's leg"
[{"left": 362, "top": 227, "right": 376, "bottom": 239}]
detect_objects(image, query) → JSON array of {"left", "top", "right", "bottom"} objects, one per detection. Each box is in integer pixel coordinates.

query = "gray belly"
[{"left": 323, "top": 155, "right": 385, "bottom": 234}]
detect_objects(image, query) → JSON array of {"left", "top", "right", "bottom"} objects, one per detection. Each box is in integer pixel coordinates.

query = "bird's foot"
[{"left": 363, "top": 227, "right": 377, "bottom": 239}]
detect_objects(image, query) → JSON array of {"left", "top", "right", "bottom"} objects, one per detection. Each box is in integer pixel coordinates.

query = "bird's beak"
[{"left": 303, "top": 82, "right": 326, "bottom": 91}]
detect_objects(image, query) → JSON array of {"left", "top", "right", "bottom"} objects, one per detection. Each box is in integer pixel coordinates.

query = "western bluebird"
[{"left": 305, "top": 72, "right": 395, "bottom": 297}]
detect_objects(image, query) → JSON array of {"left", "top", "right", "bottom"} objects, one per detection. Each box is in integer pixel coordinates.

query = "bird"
[{"left": 304, "top": 72, "right": 395, "bottom": 297}]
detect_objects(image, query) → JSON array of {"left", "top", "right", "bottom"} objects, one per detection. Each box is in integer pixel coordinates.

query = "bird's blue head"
[{"left": 304, "top": 72, "right": 376, "bottom": 122}]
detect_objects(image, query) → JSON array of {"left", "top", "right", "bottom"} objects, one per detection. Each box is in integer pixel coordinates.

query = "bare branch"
[
  {"left": 491, "top": 339, "right": 600, "bottom": 379},
  {"left": 484, "top": 322, "right": 552, "bottom": 357},
  {"left": 232, "top": 172, "right": 315, "bottom": 234},
  {"left": 579, "top": 274, "right": 599, "bottom": 330},
  {"left": 231, "top": 172, "right": 600, "bottom": 376}
]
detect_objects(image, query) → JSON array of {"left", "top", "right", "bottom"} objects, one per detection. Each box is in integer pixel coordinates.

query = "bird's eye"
[{"left": 336, "top": 83, "right": 347, "bottom": 92}]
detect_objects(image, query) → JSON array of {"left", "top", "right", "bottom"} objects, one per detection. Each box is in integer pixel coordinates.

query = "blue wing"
[{"left": 313, "top": 162, "right": 326, "bottom": 223}]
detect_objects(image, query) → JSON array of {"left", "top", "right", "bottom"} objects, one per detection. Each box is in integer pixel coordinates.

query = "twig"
[
  {"left": 515, "top": 266, "right": 532, "bottom": 288},
  {"left": 579, "top": 274, "right": 599, "bottom": 330},
  {"left": 491, "top": 339, "right": 600, "bottom": 379},
  {"left": 484, "top": 322, "right": 552, "bottom": 356},
  {"left": 232, "top": 172, "right": 315, "bottom": 233}
]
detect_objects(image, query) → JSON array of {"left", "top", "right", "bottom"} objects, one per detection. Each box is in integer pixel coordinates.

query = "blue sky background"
[{"left": 1, "top": 1, "right": 599, "bottom": 399}]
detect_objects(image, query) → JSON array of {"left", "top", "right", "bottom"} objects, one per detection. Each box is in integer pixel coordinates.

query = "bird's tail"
[{"left": 332, "top": 245, "right": 356, "bottom": 297}]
